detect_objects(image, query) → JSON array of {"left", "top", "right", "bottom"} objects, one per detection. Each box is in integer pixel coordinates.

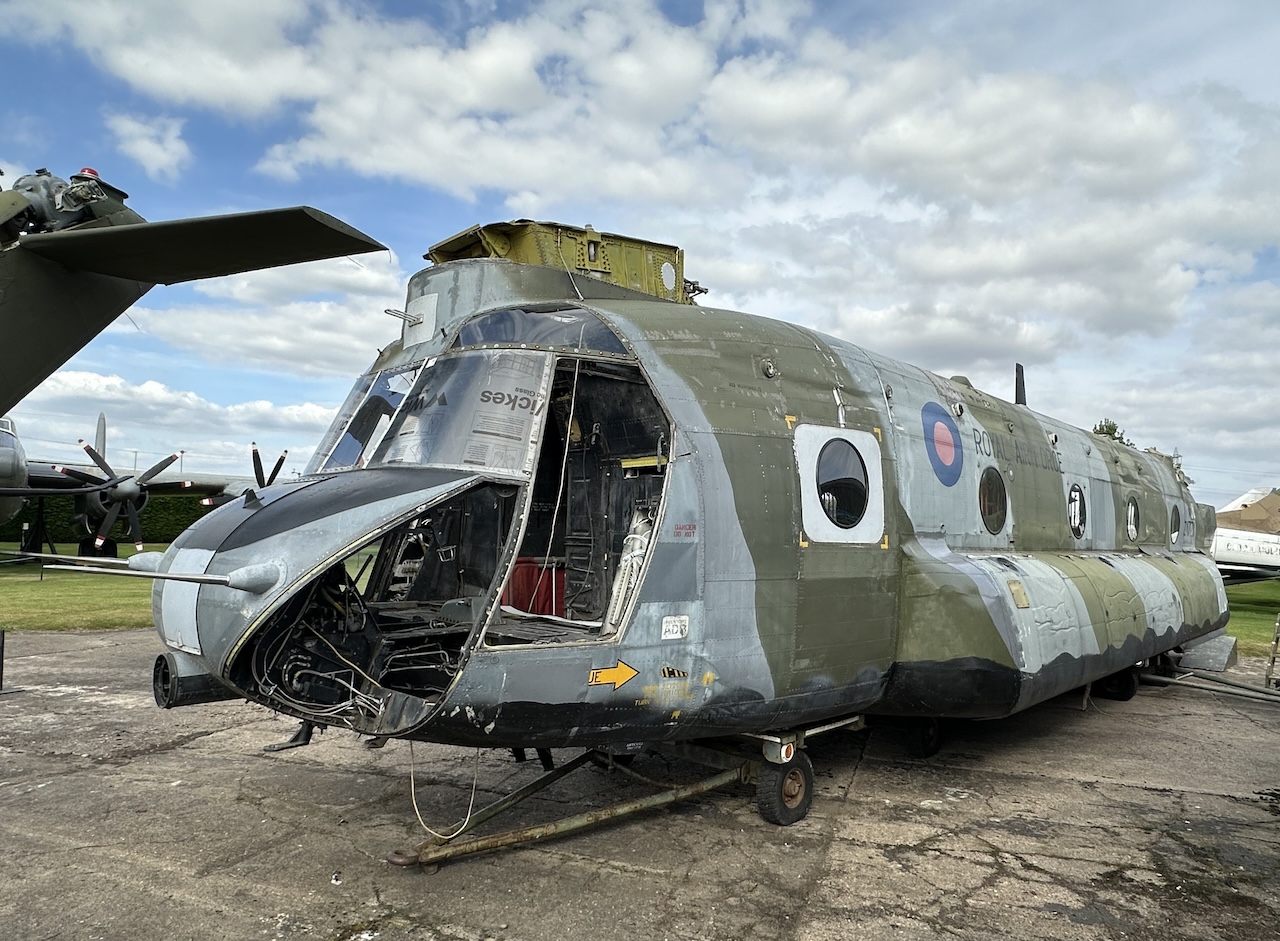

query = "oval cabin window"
[
  {"left": 1126, "top": 497, "right": 1140, "bottom": 542},
  {"left": 979, "top": 466, "right": 1007, "bottom": 534},
  {"left": 816, "top": 439, "right": 868, "bottom": 528},
  {"left": 1067, "top": 484, "right": 1087, "bottom": 539},
  {"left": 1170, "top": 505, "right": 1181, "bottom": 546}
]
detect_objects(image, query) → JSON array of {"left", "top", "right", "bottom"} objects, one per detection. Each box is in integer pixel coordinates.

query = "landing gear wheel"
[
  {"left": 756, "top": 750, "right": 814, "bottom": 826},
  {"left": 907, "top": 717, "right": 943, "bottom": 758},
  {"left": 1094, "top": 667, "right": 1140, "bottom": 701}
]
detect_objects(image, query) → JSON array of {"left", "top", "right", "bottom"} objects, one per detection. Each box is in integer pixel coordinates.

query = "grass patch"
[
  {"left": 0, "top": 543, "right": 376, "bottom": 633},
  {"left": 1224, "top": 579, "right": 1280, "bottom": 658},
  {"left": 0, "top": 543, "right": 163, "bottom": 631}
]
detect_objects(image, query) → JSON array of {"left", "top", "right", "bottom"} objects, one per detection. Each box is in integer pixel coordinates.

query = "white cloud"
[
  {"left": 99, "top": 252, "right": 408, "bottom": 381},
  {"left": 125, "top": 298, "right": 396, "bottom": 379},
  {"left": 104, "top": 113, "right": 192, "bottom": 181},
  {"left": 0, "top": 0, "right": 324, "bottom": 117},
  {"left": 5, "top": 0, "right": 1280, "bottom": 506},
  {"left": 191, "top": 249, "right": 404, "bottom": 306},
  {"left": 14, "top": 371, "right": 333, "bottom": 476}
]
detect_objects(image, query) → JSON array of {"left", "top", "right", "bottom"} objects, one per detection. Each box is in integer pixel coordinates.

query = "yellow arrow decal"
[{"left": 589, "top": 660, "right": 639, "bottom": 690}]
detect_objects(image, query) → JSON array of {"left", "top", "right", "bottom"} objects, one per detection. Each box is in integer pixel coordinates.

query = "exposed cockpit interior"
[{"left": 229, "top": 307, "right": 671, "bottom": 726}]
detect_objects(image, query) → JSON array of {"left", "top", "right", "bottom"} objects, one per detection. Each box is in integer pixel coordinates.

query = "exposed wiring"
[
  {"left": 555, "top": 231, "right": 585, "bottom": 301},
  {"left": 409, "top": 742, "right": 483, "bottom": 841},
  {"left": 307, "top": 626, "right": 381, "bottom": 688}
]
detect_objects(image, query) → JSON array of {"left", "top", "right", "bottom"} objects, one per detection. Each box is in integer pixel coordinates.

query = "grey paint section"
[{"left": 596, "top": 305, "right": 777, "bottom": 703}]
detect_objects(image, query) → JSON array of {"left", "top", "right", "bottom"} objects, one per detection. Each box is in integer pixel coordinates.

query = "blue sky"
[{"left": 2, "top": 0, "right": 1278, "bottom": 505}]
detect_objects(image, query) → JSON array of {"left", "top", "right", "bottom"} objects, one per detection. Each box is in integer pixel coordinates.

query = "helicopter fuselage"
[{"left": 149, "top": 256, "right": 1228, "bottom": 750}]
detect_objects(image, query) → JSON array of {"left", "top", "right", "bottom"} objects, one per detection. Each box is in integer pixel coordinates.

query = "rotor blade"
[
  {"left": 95, "top": 412, "right": 108, "bottom": 456},
  {"left": 267, "top": 450, "right": 288, "bottom": 486},
  {"left": 126, "top": 501, "right": 144, "bottom": 552},
  {"left": 95, "top": 502, "right": 122, "bottom": 548},
  {"left": 79, "top": 439, "right": 116, "bottom": 477},
  {"left": 137, "top": 452, "right": 179, "bottom": 485},
  {"left": 252, "top": 443, "right": 266, "bottom": 489},
  {"left": 56, "top": 465, "right": 107, "bottom": 486},
  {"left": 20, "top": 206, "right": 386, "bottom": 285}
]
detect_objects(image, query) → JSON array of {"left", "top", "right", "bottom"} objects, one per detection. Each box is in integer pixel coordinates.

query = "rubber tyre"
[
  {"left": 1094, "top": 668, "right": 1140, "bottom": 702},
  {"left": 907, "top": 717, "right": 943, "bottom": 758},
  {"left": 756, "top": 750, "right": 814, "bottom": 826}
]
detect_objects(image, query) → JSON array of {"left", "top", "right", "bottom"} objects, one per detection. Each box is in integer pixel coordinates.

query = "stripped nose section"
[{"left": 151, "top": 467, "right": 486, "bottom": 732}]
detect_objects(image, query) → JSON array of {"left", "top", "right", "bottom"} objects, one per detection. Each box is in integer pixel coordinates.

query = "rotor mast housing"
[{"left": 426, "top": 220, "right": 696, "bottom": 305}]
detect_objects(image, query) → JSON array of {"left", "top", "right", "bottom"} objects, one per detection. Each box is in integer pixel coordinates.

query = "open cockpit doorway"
[{"left": 228, "top": 341, "right": 673, "bottom": 728}]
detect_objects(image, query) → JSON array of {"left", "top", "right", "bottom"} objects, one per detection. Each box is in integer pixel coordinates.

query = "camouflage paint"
[{"left": 151, "top": 255, "right": 1228, "bottom": 748}]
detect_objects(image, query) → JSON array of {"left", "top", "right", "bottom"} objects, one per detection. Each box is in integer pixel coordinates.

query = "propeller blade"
[
  {"left": 252, "top": 443, "right": 266, "bottom": 488},
  {"left": 79, "top": 439, "right": 116, "bottom": 477},
  {"left": 94, "top": 501, "right": 122, "bottom": 549},
  {"left": 267, "top": 450, "right": 288, "bottom": 486},
  {"left": 126, "top": 501, "right": 144, "bottom": 552},
  {"left": 57, "top": 465, "right": 106, "bottom": 486},
  {"left": 137, "top": 452, "right": 179, "bottom": 485}
]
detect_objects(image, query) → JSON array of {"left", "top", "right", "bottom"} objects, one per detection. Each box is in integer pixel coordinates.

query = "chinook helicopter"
[{"left": 70, "top": 220, "right": 1227, "bottom": 861}]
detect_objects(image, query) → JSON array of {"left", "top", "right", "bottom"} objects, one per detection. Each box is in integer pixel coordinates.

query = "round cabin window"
[
  {"left": 816, "top": 439, "right": 868, "bottom": 529},
  {"left": 1170, "top": 505, "right": 1181, "bottom": 545},
  {"left": 979, "top": 466, "right": 1007, "bottom": 534}
]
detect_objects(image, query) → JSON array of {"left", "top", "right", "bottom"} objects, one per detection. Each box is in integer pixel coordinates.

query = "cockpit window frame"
[
  {"left": 308, "top": 360, "right": 425, "bottom": 475},
  {"left": 449, "top": 305, "right": 632, "bottom": 360},
  {"left": 369, "top": 349, "right": 555, "bottom": 480}
]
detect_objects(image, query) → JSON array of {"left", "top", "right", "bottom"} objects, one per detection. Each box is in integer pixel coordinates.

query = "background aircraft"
[
  {"left": 0, "top": 415, "right": 122, "bottom": 532},
  {"left": 0, "top": 165, "right": 385, "bottom": 417},
  {"left": 0, "top": 164, "right": 383, "bottom": 542},
  {"left": 1211, "top": 487, "right": 1280, "bottom": 583},
  {"left": 2, "top": 412, "right": 290, "bottom": 554}
]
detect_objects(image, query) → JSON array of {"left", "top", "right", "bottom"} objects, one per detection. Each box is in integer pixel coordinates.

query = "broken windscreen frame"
[
  {"left": 369, "top": 350, "right": 554, "bottom": 480},
  {"left": 308, "top": 362, "right": 424, "bottom": 474}
]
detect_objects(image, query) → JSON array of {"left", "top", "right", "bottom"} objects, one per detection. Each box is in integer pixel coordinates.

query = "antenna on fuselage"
[{"left": 1015, "top": 363, "right": 1027, "bottom": 407}]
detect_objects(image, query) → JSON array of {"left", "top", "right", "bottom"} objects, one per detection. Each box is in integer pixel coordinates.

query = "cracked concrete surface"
[{"left": 1, "top": 630, "right": 1277, "bottom": 941}]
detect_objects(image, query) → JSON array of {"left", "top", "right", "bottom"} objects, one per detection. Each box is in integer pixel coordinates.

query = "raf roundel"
[{"left": 921, "top": 402, "right": 964, "bottom": 487}]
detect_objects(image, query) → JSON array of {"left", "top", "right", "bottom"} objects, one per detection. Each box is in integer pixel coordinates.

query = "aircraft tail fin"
[{"left": 19, "top": 206, "right": 385, "bottom": 285}]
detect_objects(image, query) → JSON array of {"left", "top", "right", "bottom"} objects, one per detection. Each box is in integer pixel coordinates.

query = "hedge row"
[{"left": 0, "top": 494, "right": 213, "bottom": 546}]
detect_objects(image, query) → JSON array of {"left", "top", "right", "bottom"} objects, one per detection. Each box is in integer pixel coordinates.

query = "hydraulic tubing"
[{"left": 1140, "top": 672, "right": 1280, "bottom": 706}]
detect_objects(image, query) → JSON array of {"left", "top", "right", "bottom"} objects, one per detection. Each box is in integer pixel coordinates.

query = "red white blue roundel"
[{"left": 922, "top": 402, "right": 963, "bottom": 487}]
